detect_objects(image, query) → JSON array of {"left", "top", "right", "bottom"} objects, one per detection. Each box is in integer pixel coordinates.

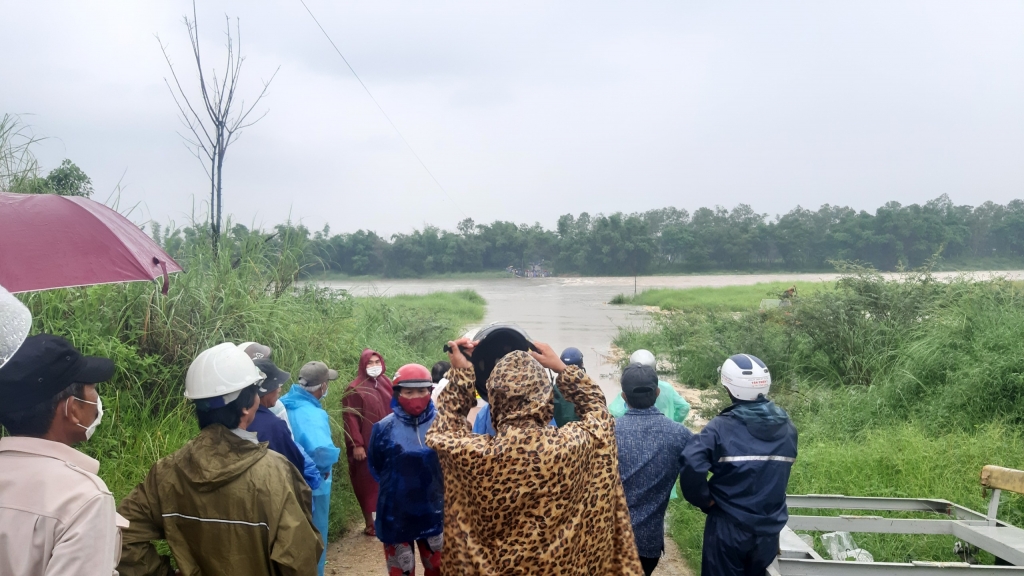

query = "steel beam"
[
  {"left": 787, "top": 495, "right": 987, "bottom": 522},
  {"left": 777, "top": 558, "right": 1024, "bottom": 575},
  {"left": 787, "top": 516, "right": 956, "bottom": 535}
]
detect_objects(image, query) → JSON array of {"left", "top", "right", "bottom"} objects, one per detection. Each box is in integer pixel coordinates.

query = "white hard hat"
[
  {"left": 0, "top": 284, "right": 32, "bottom": 370},
  {"left": 629, "top": 349, "right": 657, "bottom": 369},
  {"left": 720, "top": 354, "right": 771, "bottom": 401},
  {"left": 185, "top": 342, "right": 263, "bottom": 406}
]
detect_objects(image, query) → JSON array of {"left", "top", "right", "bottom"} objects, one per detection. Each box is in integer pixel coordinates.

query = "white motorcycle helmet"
[
  {"left": 629, "top": 349, "right": 657, "bottom": 369},
  {"left": 185, "top": 342, "right": 264, "bottom": 409},
  {"left": 0, "top": 284, "right": 32, "bottom": 370},
  {"left": 720, "top": 354, "right": 771, "bottom": 401}
]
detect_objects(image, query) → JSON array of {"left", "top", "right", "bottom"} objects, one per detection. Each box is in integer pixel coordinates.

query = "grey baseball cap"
[
  {"left": 238, "top": 342, "right": 272, "bottom": 360},
  {"left": 299, "top": 361, "right": 339, "bottom": 386}
]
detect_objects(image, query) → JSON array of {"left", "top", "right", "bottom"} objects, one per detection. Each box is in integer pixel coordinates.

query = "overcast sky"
[{"left": 3, "top": 1, "right": 1022, "bottom": 235}]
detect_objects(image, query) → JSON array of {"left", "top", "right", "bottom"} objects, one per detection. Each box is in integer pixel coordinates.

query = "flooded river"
[{"left": 321, "top": 272, "right": 1023, "bottom": 400}]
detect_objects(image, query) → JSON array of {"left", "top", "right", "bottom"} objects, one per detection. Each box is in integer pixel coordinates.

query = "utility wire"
[{"left": 297, "top": 0, "right": 467, "bottom": 218}]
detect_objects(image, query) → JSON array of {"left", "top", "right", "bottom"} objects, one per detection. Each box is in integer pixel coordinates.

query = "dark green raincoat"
[{"left": 117, "top": 424, "right": 322, "bottom": 576}]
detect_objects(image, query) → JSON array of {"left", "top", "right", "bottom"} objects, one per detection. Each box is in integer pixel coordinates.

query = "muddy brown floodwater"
[
  {"left": 320, "top": 272, "right": 1022, "bottom": 575},
  {"left": 324, "top": 272, "right": 1022, "bottom": 401}
]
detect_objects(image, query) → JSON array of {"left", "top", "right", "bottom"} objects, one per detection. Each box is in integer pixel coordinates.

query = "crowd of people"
[{"left": 0, "top": 319, "right": 798, "bottom": 576}]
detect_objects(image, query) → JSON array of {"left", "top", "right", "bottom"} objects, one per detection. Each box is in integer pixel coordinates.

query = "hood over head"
[
  {"left": 724, "top": 399, "right": 793, "bottom": 442},
  {"left": 486, "top": 350, "right": 553, "bottom": 432},
  {"left": 358, "top": 348, "right": 386, "bottom": 379},
  {"left": 175, "top": 424, "right": 268, "bottom": 492}
]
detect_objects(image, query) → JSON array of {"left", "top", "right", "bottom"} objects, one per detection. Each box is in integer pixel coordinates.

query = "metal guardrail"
[{"left": 772, "top": 490, "right": 1024, "bottom": 574}]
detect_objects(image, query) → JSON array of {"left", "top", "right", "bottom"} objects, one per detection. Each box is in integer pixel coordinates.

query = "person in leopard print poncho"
[{"left": 426, "top": 339, "right": 644, "bottom": 575}]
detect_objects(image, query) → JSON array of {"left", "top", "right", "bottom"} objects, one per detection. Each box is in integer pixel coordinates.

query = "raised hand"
[
  {"left": 446, "top": 337, "right": 477, "bottom": 370},
  {"left": 530, "top": 341, "right": 568, "bottom": 374}
]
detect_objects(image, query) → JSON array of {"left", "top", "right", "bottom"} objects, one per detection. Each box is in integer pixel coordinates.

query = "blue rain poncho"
[
  {"left": 281, "top": 384, "right": 340, "bottom": 576},
  {"left": 367, "top": 398, "right": 444, "bottom": 544}
]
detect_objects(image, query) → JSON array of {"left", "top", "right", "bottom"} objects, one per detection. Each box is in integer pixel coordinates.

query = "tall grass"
[
  {"left": 8, "top": 233, "right": 484, "bottom": 542},
  {"left": 618, "top": 268, "right": 1024, "bottom": 568}
]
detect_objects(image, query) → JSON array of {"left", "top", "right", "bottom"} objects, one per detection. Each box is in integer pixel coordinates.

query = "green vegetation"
[
  {"left": 158, "top": 197, "right": 1024, "bottom": 278},
  {"left": 10, "top": 234, "right": 484, "bottom": 544},
  {"left": 610, "top": 281, "right": 827, "bottom": 311},
  {"left": 616, "top": 268, "right": 1024, "bottom": 570},
  {"left": 1, "top": 114, "right": 93, "bottom": 197}
]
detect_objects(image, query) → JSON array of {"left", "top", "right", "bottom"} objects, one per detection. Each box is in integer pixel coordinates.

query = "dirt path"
[{"left": 326, "top": 521, "right": 693, "bottom": 575}]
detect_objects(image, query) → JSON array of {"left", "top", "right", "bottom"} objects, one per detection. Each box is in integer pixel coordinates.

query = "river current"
[{"left": 320, "top": 271, "right": 1023, "bottom": 400}]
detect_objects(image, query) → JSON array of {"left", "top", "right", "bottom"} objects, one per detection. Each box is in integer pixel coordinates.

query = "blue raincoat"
[
  {"left": 680, "top": 398, "right": 798, "bottom": 576},
  {"left": 473, "top": 401, "right": 556, "bottom": 436},
  {"left": 367, "top": 398, "right": 444, "bottom": 544},
  {"left": 281, "top": 384, "right": 340, "bottom": 576}
]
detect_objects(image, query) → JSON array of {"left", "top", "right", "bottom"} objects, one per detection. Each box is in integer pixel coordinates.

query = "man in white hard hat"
[
  {"left": 679, "top": 354, "right": 798, "bottom": 576},
  {"left": 117, "top": 343, "right": 322, "bottom": 576}
]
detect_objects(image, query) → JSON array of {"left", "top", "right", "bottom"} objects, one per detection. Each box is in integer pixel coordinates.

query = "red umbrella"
[{"left": 0, "top": 192, "right": 182, "bottom": 294}]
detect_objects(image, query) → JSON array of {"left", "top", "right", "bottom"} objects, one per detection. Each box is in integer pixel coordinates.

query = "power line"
[{"left": 297, "top": 0, "right": 467, "bottom": 218}]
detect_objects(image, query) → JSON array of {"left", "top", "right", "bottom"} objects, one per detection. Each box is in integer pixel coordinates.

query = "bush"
[{"left": 622, "top": 267, "right": 1024, "bottom": 568}]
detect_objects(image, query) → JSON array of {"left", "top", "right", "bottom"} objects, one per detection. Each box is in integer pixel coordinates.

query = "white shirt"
[{"left": 0, "top": 436, "right": 127, "bottom": 576}]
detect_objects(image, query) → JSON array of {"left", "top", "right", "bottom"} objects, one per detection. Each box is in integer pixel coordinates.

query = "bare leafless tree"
[{"left": 157, "top": 2, "right": 279, "bottom": 253}]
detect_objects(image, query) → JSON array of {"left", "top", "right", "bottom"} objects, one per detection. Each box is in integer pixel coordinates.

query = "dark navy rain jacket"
[
  {"left": 679, "top": 397, "right": 798, "bottom": 535},
  {"left": 249, "top": 405, "right": 322, "bottom": 491},
  {"left": 368, "top": 398, "right": 444, "bottom": 544}
]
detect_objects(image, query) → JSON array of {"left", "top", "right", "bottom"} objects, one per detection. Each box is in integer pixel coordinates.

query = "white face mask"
[
  {"left": 366, "top": 365, "right": 383, "bottom": 378},
  {"left": 320, "top": 382, "right": 329, "bottom": 400},
  {"left": 67, "top": 396, "right": 103, "bottom": 440}
]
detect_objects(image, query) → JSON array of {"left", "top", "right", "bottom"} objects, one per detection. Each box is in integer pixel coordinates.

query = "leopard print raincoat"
[{"left": 425, "top": 351, "right": 644, "bottom": 575}]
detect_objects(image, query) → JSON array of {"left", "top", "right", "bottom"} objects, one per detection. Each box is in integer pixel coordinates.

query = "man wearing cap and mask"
[
  {"left": 0, "top": 333, "right": 124, "bottom": 576},
  {"left": 280, "top": 359, "right": 341, "bottom": 576},
  {"left": 117, "top": 343, "right": 322, "bottom": 576},
  {"left": 248, "top": 358, "right": 322, "bottom": 493}
]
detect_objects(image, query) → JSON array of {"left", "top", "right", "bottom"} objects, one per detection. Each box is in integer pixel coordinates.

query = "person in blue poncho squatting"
[
  {"left": 280, "top": 360, "right": 342, "bottom": 576},
  {"left": 368, "top": 364, "right": 444, "bottom": 576},
  {"left": 679, "top": 354, "right": 798, "bottom": 576}
]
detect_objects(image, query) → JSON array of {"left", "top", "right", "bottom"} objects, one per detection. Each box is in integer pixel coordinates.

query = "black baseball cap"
[
  {"left": 0, "top": 334, "right": 115, "bottom": 413},
  {"left": 253, "top": 358, "right": 290, "bottom": 396},
  {"left": 621, "top": 362, "right": 659, "bottom": 408}
]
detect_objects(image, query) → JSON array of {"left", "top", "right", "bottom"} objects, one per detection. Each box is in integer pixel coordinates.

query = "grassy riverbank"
[
  {"left": 12, "top": 240, "right": 484, "bottom": 545},
  {"left": 610, "top": 281, "right": 828, "bottom": 311},
  {"left": 615, "top": 269, "right": 1024, "bottom": 570}
]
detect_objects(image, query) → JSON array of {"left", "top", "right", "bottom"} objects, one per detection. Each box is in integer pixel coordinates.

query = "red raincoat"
[{"left": 342, "top": 349, "right": 394, "bottom": 515}]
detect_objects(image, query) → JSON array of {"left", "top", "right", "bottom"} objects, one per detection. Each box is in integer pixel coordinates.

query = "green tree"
[{"left": 45, "top": 159, "right": 93, "bottom": 197}]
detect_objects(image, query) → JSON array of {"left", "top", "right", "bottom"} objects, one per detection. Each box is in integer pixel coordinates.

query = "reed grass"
[{"left": 8, "top": 233, "right": 484, "bottom": 542}]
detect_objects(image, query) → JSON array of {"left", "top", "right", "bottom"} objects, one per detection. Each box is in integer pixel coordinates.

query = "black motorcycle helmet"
[{"left": 447, "top": 322, "right": 537, "bottom": 400}]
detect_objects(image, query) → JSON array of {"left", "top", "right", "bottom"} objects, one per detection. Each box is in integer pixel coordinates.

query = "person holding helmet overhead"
[
  {"left": 679, "top": 354, "right": 797, "bottom": 576},
  {"left": 609, "top": 349, "right": 690, "bottom": 424},
  {"left": 117, "top": 343, "right": 322, "bottom": 576},
  {"left": 426, "top": 325, "right": 643, "bottom": 575},
  {"left": 368, "top": 364, "right": 444, "bottom": 576}
]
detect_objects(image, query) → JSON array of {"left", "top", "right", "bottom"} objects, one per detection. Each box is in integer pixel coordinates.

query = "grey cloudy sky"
[{"left": 3, "top": 1, "right": 1022, "bottom": 235}]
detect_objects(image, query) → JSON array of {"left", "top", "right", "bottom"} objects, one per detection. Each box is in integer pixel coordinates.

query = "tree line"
[{"left": 152, "top": 194, "right": 1024, "bottom": 278}]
